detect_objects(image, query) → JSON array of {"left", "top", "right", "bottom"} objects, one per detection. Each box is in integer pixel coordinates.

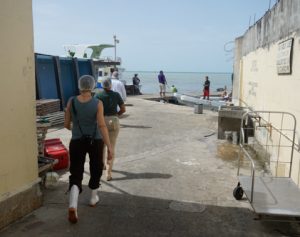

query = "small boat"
[{"left": 174, "top": 93, "right": 230, "bottom": 109}]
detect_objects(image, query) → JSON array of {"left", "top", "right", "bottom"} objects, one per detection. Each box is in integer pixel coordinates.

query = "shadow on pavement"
[
  {"left": 1, "top": 183, "right": 300, "bottom": 237},
  {"left": 109, "top": 170, "right": 172, "bottom": 181},
  {"left": 120, "top": 124, "right": 152, "bottom": 129}
]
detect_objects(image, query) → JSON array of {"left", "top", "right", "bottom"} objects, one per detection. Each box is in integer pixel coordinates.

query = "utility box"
[
  {"left": 194, "top": 104, "right": 203, "bottom": 114},
  {"left": 218, "top": 106, "right": 245, "bottom": 139}
]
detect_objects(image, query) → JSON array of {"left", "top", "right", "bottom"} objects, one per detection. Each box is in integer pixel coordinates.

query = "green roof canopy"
[{"left": 88, "top": 44, "right": 114, "bottom": 59}]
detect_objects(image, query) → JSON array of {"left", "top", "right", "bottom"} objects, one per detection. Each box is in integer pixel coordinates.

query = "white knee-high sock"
[
  {"left": 69, "top": 185, "right": 79, "bottom": 209},
  {"left": 90, "top": 189, "right": 99, "bottom": 206}
]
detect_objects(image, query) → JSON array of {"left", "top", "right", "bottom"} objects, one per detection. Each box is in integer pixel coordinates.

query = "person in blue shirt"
[{"left": 158, "top": 70, "right": 167, "bottom": 99}]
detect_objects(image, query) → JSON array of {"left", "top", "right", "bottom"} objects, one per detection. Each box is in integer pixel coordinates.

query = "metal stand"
[{"left": 233, "top": 111, "right": 300, "bottom": 219}]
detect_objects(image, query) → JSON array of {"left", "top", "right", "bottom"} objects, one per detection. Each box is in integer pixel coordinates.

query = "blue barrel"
[{"left": 96, "top": 82, "right": 102, "bottom": 88}]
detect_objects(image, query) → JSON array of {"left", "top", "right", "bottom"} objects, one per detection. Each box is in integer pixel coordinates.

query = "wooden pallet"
[
  {"left": 36, "top": 99, "right": 61, "bottom": 116},
  {"left": 36, "top": 111, "right": 65, "bottom": 127}
]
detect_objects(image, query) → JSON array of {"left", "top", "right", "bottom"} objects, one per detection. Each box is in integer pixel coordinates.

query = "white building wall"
[
  {"left": 234, "top": 0, "right": 300, "bottom": 184},
  {"left": 240, "top": 35, "right": 300, "bottom": 183}
]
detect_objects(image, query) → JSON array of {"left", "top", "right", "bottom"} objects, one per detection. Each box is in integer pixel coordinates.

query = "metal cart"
[{"left": 233, "top": 111, "right": 300, "bottom": 219}]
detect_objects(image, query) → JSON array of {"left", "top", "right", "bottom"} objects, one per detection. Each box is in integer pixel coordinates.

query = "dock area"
[{"left": 1, "top": 95, "right": 299, "bottom": 237}]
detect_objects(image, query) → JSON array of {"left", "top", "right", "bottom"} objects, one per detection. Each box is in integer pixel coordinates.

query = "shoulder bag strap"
[{"left": 71, "top": 97, "right": 84, "bottom": 136}]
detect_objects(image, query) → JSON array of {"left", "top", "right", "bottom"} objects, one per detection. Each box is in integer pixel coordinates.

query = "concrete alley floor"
[{"left": 1, "top": 95, "right": 300, "bottom": 237}]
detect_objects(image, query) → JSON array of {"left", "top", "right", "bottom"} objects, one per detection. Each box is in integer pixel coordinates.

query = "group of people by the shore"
[
  {"left": 157, "top": 71, "right": 231, "bottom": 102},
  {"left": 64, "top": 70, "right": 127, "bottom": 224}
]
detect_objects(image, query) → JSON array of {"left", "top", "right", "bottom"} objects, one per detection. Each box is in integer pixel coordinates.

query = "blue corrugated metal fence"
[{"left": 35, "top": 54, "right": 94, "bottom": 109}]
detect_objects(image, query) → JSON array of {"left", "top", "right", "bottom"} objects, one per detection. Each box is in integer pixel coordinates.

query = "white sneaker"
[{"left": 89, "top": 189, "right": 99, "bottom": 207}]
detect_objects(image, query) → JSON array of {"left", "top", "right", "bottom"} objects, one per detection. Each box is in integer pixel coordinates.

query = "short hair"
[
  {"left": 102, "top": 77, "right": 112, "bottom": 89},
  {"left": 112, "top": 71, "right": 119, "bottom": 78},
  {"left": 78, "top": 75, "right": 95, "bottom": 91}
]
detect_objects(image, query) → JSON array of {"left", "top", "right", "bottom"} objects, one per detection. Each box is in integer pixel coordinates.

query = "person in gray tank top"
[{"left": 64, "top": 75, "right": 113, "bottom": 224}]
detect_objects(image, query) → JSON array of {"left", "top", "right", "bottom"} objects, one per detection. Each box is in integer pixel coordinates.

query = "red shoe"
[{"left": 68, "top": 208, "right": 78, "bottom": 223}]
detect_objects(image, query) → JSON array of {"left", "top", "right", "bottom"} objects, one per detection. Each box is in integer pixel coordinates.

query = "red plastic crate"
[
  {"left": 44, "top": 140, "right": 69, "bottom": 170},
  {"left": 44, "top": 138, "right": 62, "bottom": 146},
  {"left": 47, "top": 149, "right": 69, "bottom": 170},
  {"left": 45, "top": 144, "right": 65, "bottom": 154}
]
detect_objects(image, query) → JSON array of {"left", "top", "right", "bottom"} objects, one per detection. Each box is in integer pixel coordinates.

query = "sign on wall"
[{"left": 277, "top": 38, "right": 293, "bottom": 74}]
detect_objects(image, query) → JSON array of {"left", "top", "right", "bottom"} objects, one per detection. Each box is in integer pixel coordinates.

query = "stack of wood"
[
  {"left": 36, "top": 99, "right": 61, "bottom": 116},
  {"left": 36, "top": 112, "right": 65, "bottom": 127},
  {"left": 36, "top": 99, "right": 64, "bottom": 127}
]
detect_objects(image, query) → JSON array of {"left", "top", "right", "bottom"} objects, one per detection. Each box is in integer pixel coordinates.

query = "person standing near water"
[
  {"left": 132, "top": 73, "right": 141, "bottom": 95},
  {"left": 158, "top": 70, "right": 167, "bottom": 99},
  {"left": 203, "top": 76, "right": 210, "bottom": 100}
]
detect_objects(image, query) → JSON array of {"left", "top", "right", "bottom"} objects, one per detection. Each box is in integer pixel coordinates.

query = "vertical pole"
[
  {"left": 53, "top": 56, "right": 65, "bottom": 110},
  {"left": 72, "top": 57, "right": 80, "bottom": 95},
  {"left": 90, "top": 59, "right": 96, "bottom": 79},
  {"left": 113, "top": 35, "right": 117, "bottom": 61}
]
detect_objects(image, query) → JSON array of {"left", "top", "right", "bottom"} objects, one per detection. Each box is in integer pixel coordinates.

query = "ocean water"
[{"left": 122, "top": 71, "right": 232, "bottom": 96}]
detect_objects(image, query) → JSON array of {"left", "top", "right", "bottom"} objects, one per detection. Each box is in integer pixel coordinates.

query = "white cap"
[{"left": 78, "top": 75, "right": 95, "bottom": 91}]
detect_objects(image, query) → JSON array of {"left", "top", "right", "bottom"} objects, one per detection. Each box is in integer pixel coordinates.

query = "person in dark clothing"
[
  {"left": 132, "top": 74, "right": 140, "bottom": 86},
  {"left": 64, "top": 75, "right": 113, "bottom": 224},
  {"left": 132, "top": 73, "right": 141, "bottom": 95},
  {"left": 203, "top": 76, "right": 210, "bottom": 100}
]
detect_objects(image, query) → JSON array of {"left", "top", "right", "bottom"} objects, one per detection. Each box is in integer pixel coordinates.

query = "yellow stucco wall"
[
  {"left": 239, "top": 34, "right": 300, "bottom": 184},
  {"left": 0, "top": 0, "right": 38, "bottom": 200}
]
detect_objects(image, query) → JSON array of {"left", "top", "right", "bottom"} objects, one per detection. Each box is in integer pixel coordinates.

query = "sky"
[{"left": 32, "top": 0, "right": 276, "bottom": 73}]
